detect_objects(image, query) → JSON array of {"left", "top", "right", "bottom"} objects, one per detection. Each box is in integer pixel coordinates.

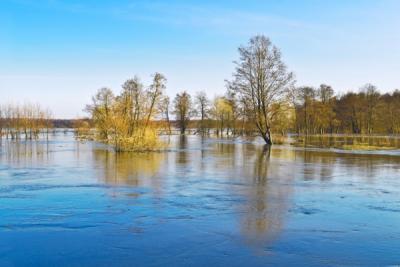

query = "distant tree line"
[
  {"left": 169, "top": 84, "right": 400, "bottom": 138},
  {"left": 294, "top": 84, "right": 400, "bottom": 135}
]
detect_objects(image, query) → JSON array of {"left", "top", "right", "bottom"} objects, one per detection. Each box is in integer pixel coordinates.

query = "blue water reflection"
[{"left": 0, "top": 133, "right": 399, "bottom": 266}]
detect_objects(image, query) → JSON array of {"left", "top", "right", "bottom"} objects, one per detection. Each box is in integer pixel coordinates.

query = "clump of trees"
[
  {"left": 294, "top": 84, "right": 400, "bottom": 135},
  {"left": 85, "top": 73, "right": 167, "bottom": 151},
  {"left": 0, "top": 103, "right": 53, "bottom": 140}
]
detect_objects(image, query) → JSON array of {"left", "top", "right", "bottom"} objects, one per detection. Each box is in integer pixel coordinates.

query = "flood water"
[{"left": 1, "top": 132, "right": 399, "bottom": 266}]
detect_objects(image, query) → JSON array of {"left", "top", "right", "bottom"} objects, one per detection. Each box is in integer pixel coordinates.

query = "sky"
[{"left": 0, "top": 0, "right": 399, "bottom": 119}]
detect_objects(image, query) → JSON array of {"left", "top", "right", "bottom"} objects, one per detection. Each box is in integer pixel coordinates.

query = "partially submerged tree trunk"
[{"left": 260, "top": 128, "right": 272, "bottom": 145}]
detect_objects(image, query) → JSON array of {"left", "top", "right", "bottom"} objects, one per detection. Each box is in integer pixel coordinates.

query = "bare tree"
[
  {"left": 159, "top": 95, "right": 172, "bottom": 134},
  {"left": 145, "top": 72, "right": 166, "bottom": 130},
  {"left": 120, "top": 77, "right": 144, "bottom": 134},
  {"left": 173, "top": 91, "right": 192, "bottom": 134},
  {"left": 194, "top": 91, "right": 210, "bottom": 135},
  {"left": 227, "top": 35, "right": 294, "bottom": 145}
]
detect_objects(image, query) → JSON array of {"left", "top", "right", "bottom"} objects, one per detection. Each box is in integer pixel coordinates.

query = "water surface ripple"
[{"left": 0, "top": 133, "right": 399, "bottom": 266}]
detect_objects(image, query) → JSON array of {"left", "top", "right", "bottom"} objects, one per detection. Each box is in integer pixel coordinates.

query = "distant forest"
[
  {"left": 40, "top": 85, "right": 400, "bottom": 137},
  {"left": 293, "top": 84, "right": 400, "bottom": 135}
]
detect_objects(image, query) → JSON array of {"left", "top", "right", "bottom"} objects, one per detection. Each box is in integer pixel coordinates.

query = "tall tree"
[
  {"left": 173, "top": 91, "right": 192, "bottom": 134},
  {"left": 159, "top": 95, "right": 172, "bottom": 134},
  {"left": 120, "top": 76, "right": 144, "bottom": 134},
  {"left": 145, "top": 72, "right": 166, "bottom": 130},
  {"left": 194, "top": 91, "right": 210, "bottom": 135},
  {"left": 228, "top": 35, "right": 294, "bottom": 145}
]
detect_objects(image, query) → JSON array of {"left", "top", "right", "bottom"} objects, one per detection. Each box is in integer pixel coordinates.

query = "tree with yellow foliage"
[{"left": 85, "top": 73, "right": 166, "bottom": 151}]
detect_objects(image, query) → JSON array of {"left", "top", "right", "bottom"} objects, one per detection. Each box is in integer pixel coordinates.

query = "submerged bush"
[{"left": 113, "top": 128, "right": 164, "bottom": 152}]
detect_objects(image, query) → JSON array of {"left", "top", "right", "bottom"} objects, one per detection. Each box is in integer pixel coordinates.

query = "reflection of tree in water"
[
  {"left": 92, "top": 149, "right": 165, "bottom": 191},
  {"left": 208, "top": 143, "right": 293, "bottom": 248},
  {"left": 299, "top": 150, "right": 336, "bottom": 182},
  {"left": 0, "top": 139, "right": 51, "bottom": 167},
  {"left": 239, "top": 145, "right": 293, "bottom": 247},
  {"left": 176, "top": 135, "right": 189, "bottom": 165},
  {"left": 294, "top": 149, "right": 400, "bottom": 181}
]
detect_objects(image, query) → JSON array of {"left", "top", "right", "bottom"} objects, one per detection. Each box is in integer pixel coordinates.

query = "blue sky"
[{"left": 1, "top": 0, "right": 399, "bottom": 118}]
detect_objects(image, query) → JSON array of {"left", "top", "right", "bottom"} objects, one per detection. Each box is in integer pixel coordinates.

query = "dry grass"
[
  {"left": 291, "top": 134, "right": 400, "bottom": 150},
  {"left": 341, "top": 144, "right": 396, "bottom": 151}
]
